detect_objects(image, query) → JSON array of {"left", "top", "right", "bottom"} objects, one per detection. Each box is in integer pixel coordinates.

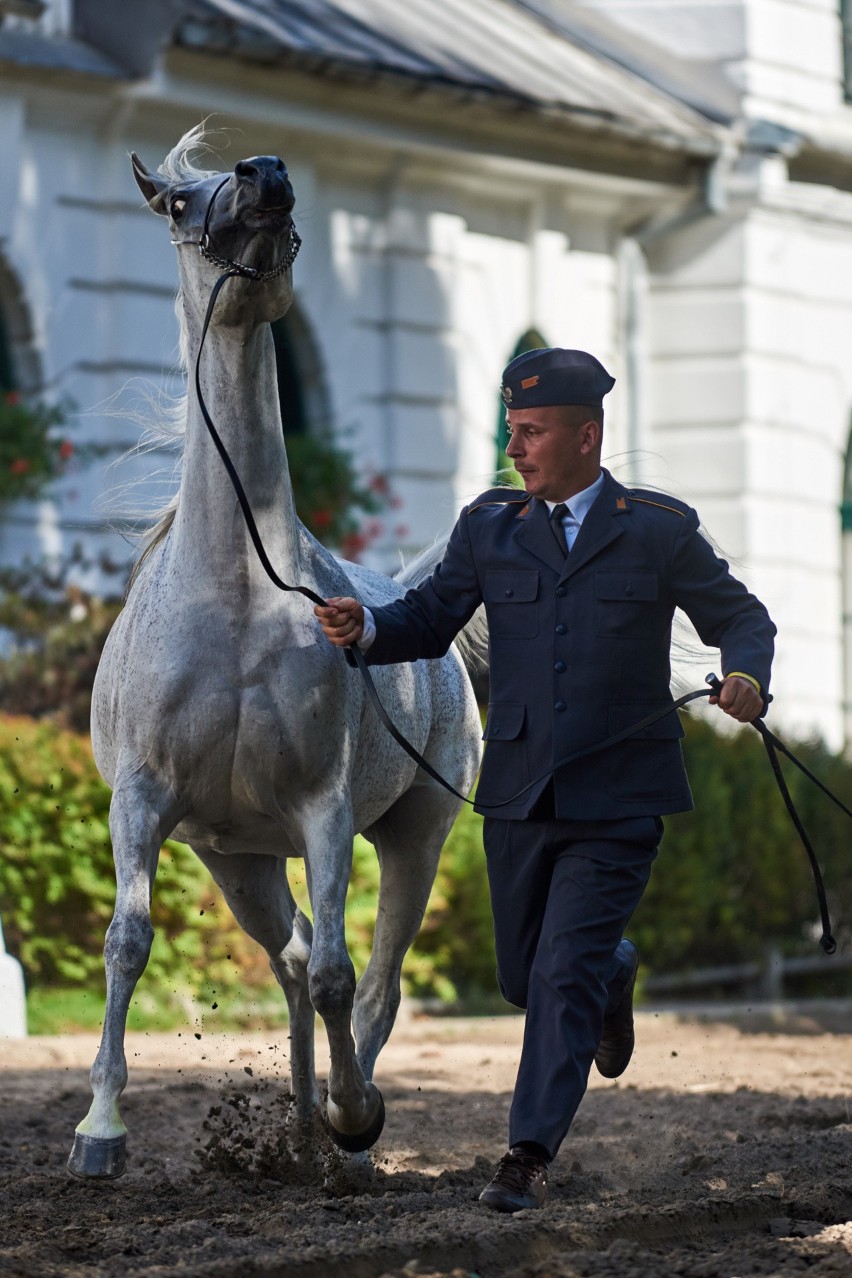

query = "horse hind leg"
[
  {"left": 301, "top": 804, "right": 385, "bottom": 1154},
  {"left": 68, "top": 780, "right": 177, "bottom": 1180},
  {"left": 354, "top": 784, "right": 458, "bottom": 1082},
  {"left": 192, "top": 848, "right": 320, "bottom": 1128}
]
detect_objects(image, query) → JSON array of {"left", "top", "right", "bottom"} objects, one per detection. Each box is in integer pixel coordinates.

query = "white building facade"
[{"left": 1, "top": 0, "right": 852, "bottom": 744}]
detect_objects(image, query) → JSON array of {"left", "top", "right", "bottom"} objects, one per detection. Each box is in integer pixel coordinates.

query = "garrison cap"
[{"left": 501, "top": 348, "right": 615, "bottom": 409}]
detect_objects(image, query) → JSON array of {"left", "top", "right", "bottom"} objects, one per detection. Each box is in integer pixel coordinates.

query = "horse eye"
[{"left": 170, "top": 198, "right": 187, "bottom": 219}]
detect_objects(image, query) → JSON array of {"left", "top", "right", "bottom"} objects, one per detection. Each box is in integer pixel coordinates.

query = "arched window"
[
  {"left": 495, "top": 328, "right": 549, "bottom": 470},
  {"left": 841, "top": 426, "right": 852, "bottom": 745},
  {"left": 270, "top": 303, "right": 330, "bottom": 437},
  {"left": 0, "top": 308, "right": 15, "bottom": 394},
  {"left": 0, "top": 255, "right": 39, "bottom": 397}
]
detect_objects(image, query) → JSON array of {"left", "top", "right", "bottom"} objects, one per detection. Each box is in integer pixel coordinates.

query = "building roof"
[
  {"left": 0, "top": 0, "right": 725, "bottom": 156},
  {"left": 0, "top": 24, "right": 123, "bottom": 77},
  {"left": 173, "top": 0, "right": 723, "bottom": 153}
]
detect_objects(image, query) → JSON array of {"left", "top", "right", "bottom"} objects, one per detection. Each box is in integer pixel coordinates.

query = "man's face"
[{"left": 505, "top": 404, "right": 601, "bottom": 501}]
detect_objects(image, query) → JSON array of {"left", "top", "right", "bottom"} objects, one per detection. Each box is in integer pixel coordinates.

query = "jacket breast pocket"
[
  {"left": 483, "top": 570, "right": 539, "bottom": 639},
  {"left": 595, "top": 570, "right": 659, "bottom": 638}
]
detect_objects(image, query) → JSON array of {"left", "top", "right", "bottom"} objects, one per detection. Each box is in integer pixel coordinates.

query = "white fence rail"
[{"left": 644, "top": 945, "right": 852, "bottom": 1002}]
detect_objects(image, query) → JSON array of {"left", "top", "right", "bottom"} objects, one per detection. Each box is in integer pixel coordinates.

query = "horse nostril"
[
  {"left": 235, "top": 159, "right": 259, "bottom": 180},
  {"left": 236, "top": 156, "right": 288, "bottom": 182}
]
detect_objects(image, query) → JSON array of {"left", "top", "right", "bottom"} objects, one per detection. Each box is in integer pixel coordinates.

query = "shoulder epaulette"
[
  {"left": 626, "top": 490, "right": 688, "bottom": 518},
  {"left": 468, "top": 487, "right": 530, "bottom": 515}
]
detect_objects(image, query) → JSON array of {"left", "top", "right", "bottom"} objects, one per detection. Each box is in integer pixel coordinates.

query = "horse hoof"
[
  {"left": 67, "top": 1132, "right": 127, "bottom": 1180},
  {"left": 326, "top": 1089, "right": 385, "bottom": 1153}
]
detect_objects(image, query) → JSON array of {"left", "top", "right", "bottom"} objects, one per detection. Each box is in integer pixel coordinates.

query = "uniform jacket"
[{"left": 362, "top": 469, "right": 776, "bottom": 821}]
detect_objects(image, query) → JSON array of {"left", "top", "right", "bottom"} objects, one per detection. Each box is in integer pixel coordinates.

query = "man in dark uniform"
[{"left": 315, "top": 348, "right": 775, "bottom": 1213}]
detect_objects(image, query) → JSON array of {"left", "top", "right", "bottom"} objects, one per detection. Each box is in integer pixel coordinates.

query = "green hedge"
[
  {"left": 0, "top": 715, "right": 493, "bottom": 1019},
  {"left": 1, "top": 710, "right": 849, "bottom": 1027},
  {"left": 632, "top": 716, "right": 851, "bottom": 972}
]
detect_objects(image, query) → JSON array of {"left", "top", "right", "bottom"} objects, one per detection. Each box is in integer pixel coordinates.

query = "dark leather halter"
[
  {"left": 172, "top": 174, "right": 302, "bottom": 282},
  {"left": 180, "top": 176, "right": 838, "bottom": 955}
]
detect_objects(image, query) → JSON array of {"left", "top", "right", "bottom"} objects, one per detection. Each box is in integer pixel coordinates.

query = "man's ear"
[
  {"left": 579, "top": 418, "right": 602, "bottom": 454},
  {"left": 130, "top": 152, "right": 169, "bottom": 214}
]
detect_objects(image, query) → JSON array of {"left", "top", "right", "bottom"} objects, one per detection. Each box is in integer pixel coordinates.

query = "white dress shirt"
[{"left": 545, "top": 470, "right": 605, "bottom": 552}]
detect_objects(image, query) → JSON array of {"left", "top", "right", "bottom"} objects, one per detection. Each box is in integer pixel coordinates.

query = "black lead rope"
[
  {"left": 704, "top": 693, "right": 837, "bottom": 955},
  {"left": 193, "top": 268, "right": 837, "bottom": 955}
]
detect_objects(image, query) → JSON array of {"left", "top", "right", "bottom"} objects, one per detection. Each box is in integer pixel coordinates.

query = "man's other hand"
[
  {"left": 314, "top": 597, "right": 365, "bottom": 647},
  {"left": 710, "top": 675, "right": 763, "bottom": 724}
]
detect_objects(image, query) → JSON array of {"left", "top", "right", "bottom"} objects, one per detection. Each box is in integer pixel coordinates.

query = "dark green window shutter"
[{"left": 843, "top": 0, "right": 852, "bottom": 102}]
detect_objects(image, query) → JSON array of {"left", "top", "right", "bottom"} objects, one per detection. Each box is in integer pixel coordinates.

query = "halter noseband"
[{"left": 171, "top": 174, "right": 302, "bottom": 282}]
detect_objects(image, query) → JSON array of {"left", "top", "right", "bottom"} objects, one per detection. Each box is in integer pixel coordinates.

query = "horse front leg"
[
  {"left": 304, "top": 806, "right": 384, "bottom": 1153},
  {"left": 67, "top": 780, "right": 176, "bottom": 1179}
]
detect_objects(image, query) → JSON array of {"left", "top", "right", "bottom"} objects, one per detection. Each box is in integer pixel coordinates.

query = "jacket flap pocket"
[
  {"left": 596, "top": 570, "right": 658, "bottom": 602},
  {"left": 608, "top": 702, "right": 684, "bottom": 740},
  {"left": 483, "top": 570, "right": 539, "bottom": 603},
  {"left": 483, "top": 703, "right": 526, "bottom": 741}
]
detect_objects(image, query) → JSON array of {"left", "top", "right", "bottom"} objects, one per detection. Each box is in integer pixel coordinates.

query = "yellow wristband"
[{"left": 725, "top": 672, "right": 762, "bottom": 696}]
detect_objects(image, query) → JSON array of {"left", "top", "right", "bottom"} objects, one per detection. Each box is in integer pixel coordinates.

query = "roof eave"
[{"left": 177, "top": 37, "right": 726, "bottom": 161}]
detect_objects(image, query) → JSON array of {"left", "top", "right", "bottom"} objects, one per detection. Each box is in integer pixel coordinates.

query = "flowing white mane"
[
  {"left": 122, "top": 124, "right": 226, "bottom": 583},
  {"left": 157, "top": 121, "right": 221, "bottom": 185}
]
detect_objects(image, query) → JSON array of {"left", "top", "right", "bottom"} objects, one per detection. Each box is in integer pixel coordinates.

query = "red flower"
[
  {"left": 58, "top": 440, "right": 74, "bottom": 461},
  {"left": 368, "top": 474, "right": 389, "bottom": 495},
  {"left": 390, "top": 494, "right": 403, "bottom": 509},
  {"left": 341, "top": 531, "right": 368, "bottom": 560},
  {"left": 4, "top": 391, "right": 21, "bottom": 407},
  {"left": 394, "top": 525, "right": 410, "bottom": 538},
  {"left": 366, "top": 519, "right": 383, "bottom": 539},
  {"left": 312, "top": 508, "right": 333, "bottom": 529},
  {"left": 10, "top": 458, "right": 30, "bottom": 475}
]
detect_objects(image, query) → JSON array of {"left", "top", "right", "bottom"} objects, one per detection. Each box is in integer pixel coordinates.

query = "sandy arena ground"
[{"left": 1, "top": 1004, "right": 852, "bottom": 1278}]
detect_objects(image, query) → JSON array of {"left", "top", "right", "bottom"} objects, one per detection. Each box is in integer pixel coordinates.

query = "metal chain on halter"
[
  {"left": 197, "top": 226, "right": 302, "bottom": 282},
  {"left": 183, "top": 175, "right": 838, "bottom": 956}
]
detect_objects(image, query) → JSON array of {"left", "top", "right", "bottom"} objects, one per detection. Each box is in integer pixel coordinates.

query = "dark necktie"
[{"left": 550, "top": 503, "right": 570, "bottom": 555}]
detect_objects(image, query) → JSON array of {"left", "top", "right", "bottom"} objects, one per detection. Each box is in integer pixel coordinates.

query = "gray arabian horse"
[{"left": 68, "top": 127, "right": 482, "bottom": 1179}]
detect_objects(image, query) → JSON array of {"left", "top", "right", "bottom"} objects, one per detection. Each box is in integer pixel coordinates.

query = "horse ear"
[{"left": 130, "top": 152, "right": 169, "bottom": 215}]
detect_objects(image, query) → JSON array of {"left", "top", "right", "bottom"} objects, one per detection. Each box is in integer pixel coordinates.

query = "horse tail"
[{"left": 394, "top": 538, "right": 488, "bottom": 675}]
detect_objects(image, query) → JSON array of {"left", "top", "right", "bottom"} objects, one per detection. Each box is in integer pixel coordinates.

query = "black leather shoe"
[
  {"left": 595, "top": 940, "right": 639, "bottom": 1079},
  {"left": 479, "top": 1146, "right": 549, "bottom": 1212}
]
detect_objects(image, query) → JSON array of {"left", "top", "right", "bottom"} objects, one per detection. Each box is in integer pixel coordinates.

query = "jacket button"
[
  {"left": 555, "top": 623, "right": 567, "bottom": 635},
  {"left": 554, "top": 701, "right": 566, "bottom": 712},
  {"left": 556, "top": 586, "right": 567, "bottom": 597},
  {"left": 625, "top": 585, "right": 634, "bottom": 596},
  {"left": 505, "top": 588, "right": 514, "bottom": 597},
  {"left": 493, "top": 726, "right": 501, "bottom": 734},
  {"left": 554, "top": 661, "right": 566, "bottom": 673}
]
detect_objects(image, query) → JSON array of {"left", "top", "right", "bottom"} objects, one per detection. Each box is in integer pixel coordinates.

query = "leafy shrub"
[
  {"left": 0, "top": 715, "right": 259, "bottom": 1002},
  {"left": 284, "top": 434, "right": 390, "bottom": 558},
  {"left": 631, "top": 714, "right": 852, "bottom": 972},
  {"left": 0, "top": 714, "right": 490, "bottom": 1019},
  {"left": 0, "top": 553, "right": 125, "bottom": 733},
  {"left": 0, "top": 393, "right": 74, "bottom": 504},
  {"left": 2, "top": 708, "right": 850, "bottom": 1028}
]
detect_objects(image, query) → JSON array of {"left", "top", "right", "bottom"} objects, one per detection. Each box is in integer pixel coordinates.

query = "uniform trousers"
[{"left": 482, "top": 809, "right": 662, "bottom": 1160}]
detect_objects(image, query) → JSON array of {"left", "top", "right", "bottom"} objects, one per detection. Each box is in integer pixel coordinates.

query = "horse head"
[{"left": 131, "top": 149, "right": 299, "bottom": 330}]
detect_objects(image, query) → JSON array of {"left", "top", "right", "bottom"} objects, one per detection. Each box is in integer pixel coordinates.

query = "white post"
[{"left": 0, "top": 917, "right": 27, "bottom": 1037}]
